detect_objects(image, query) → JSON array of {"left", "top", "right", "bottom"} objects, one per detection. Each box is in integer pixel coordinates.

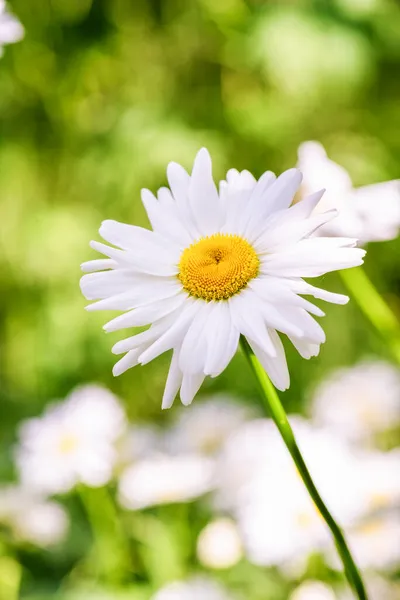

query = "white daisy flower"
[
  {"left": 329, "top": 513, "right": 400, "bottom": 571},
  {"left": 0, "top": 486, "right": 69, "bottom": 547},
  {"left": 196, "top": 518, "right": 243, "bottom": 570},
  {"left": 215, "top": 417, "right": 365, "bottom": 526},
  {"left": 289, "top": 581, "right": 336, "bottom": 600},
  {"left": 339, "top": 575, "right": 400, "bottom": 600},
  {"left": 0, "top": 1, "right": 24, "bottom": 55},
  {"left": 118, "top": 424, "right": 163, "bottom": 465},
  {"left": 118, "top": 453, "right": 214, "bottom": 510},
  {"left": 80, "top": 148, "right": 365, "bottom": 407},
  {"left": 297, "top": 141, "right": 400, "bottom": 243},
  {"left": 165, "top": 395, "right": 253, "bottom": 456},
  {"left": 151, "top": 577, "right": 234, "bottom": 600},
  {"left": 310, "top": 360, "right": 400, "bottom": 444},
  {"left": 357, "top": 449, "right": 400, "bottom": 518},
  {"left": 15, "top": 385, "right": 126, "bottom": 495}
]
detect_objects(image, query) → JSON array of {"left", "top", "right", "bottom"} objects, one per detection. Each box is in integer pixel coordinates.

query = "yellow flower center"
[
  {"left": 58, "top": 434, "right": 79, "bottom": 455},
  {"left": 178, "top": 233, "right": 259, "bottom": 301}
]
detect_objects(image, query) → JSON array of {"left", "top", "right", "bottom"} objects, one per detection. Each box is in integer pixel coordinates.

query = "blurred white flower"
[
  {"left": 197, "top": 518, "right": 243, "bottom": 569},
  {"left": 0, "top": 486, "right": 68, "bottom": 546},
  {"left": 15, "top": 385, "right": 127, "bottom": 494},
  {"left": 289, "top": 580, "right": 336, "bottom": 600},
  {"left": 151, "top": 577, "right": 234, "bottom": 600},
  {"left": 358, "top": 449, "right": 400, "bottom": 516},
  {"left": 0, "top": 1, "right": 24, "bottom": 55},
  {"left": 166, "top": 396, "right": 253, "bottom": 456},
  {"left": 297, "top": 141, "right": 400, "bottom": 243},
  {"left": 214, "top": 418, "right": 286, "bottom": 512},
  {"left": 310, "top": 360, "right": 400, "bottom": 444},
  {"left": 118, "top": 454, "right": 214, "bottom": 509},
  {"left": 339, "top": 574, "right": 400, "bottom": 600},
  {"left": 216, "top": 417, "right": 365, "bottom": 525},
  {"left": 118, "top": 424, "right": 163, "bottom": 465},
  {"left": 215, "top": 417, "right": 369, "bottom": 567},
  {"left": 237, "top": 477, "right": 331, "bottom": 567},
  {"left": 330, "top": 513, "right": 400, "bottom": 571}
]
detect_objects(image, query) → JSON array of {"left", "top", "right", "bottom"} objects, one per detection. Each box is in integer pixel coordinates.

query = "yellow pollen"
[{"left": 178, "top": 233, "right": 260, "bottom": 301}]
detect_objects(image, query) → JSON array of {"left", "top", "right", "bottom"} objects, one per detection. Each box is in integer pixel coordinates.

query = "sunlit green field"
[{"left": 1, "top": 1, "right": 400, "bottom": 599}]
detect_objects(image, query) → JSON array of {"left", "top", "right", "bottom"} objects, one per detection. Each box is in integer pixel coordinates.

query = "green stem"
[
  {"left": 240, "top": 337, "right": 368, "bottom": 600},
  {"left": 78, "top": 485, "right": 131, "bottom": 583},
  {"left": 340, "top": 267, "right": 400, "bottom": 365}
]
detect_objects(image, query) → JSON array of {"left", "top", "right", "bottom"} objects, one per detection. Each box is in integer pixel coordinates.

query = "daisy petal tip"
[
  {"left": 112, "top": 361, "right": 127, "bottom": 377},
  {"left": 140, "top": 188, "right": 153, "bottom": 201},
  {"left": 111, "top": 343, "right": 124, "bottom": 355},
  {"left": 84, "top": 301, "right": 97, "bottom": 311},
  {"left": 193, "top": 147, "right": 212, "bottom": 168},
  {"left": 180, "top": 395, "right": 193, "bottom": 407},
  {"left": 161, "top": 396, "right": 175, "bottom": 410},
  {"left": 89, "top": 240, "right": 104, "bottom": 253},
  {"left": 286, "top": 167, "right": 303, "bottom": 182}
]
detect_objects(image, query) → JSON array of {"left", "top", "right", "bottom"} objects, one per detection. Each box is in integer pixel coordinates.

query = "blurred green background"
[{"left": 1, "top": 0, "right": 400, "bottom": 599}]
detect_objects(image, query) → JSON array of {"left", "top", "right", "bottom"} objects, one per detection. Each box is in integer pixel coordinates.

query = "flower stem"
[
  {"left": 339, "top": 267, "right": 400, "bottom": 365},
  {"left": 240, "top": 337, "right": 368, "bottom": 600}
]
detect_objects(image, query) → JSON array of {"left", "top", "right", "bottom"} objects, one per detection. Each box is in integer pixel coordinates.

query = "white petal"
[
  {"left": 288, "top": 280, "right": 349, "bottom": 305},
  {"left": 157, "top": 187, "right": 175, "bottom": 207},
  {"left": 112, "top": 327, "right": 162, "bottom": 355},
  {"left": 249, "top": 278, "right": 325, "bottom": 317},
  {"left": 89, "top": 240, "right": 129, "bottom": 263},
  {"left": 141, "top": 188, "right": 193, "bottom": 248},
  {"left": 80, "top": 259, "right": 117, "bottom": 273},
  {"left": 113, "top": 350, "right": 141, "bottom": 376},
  {"left": 138, "top": 300, "right": 198, "bottom": 365},
  {"left": 162, "top": 350, "right": 183, "bottom": 409},
  {"left": 245, "top": 169, "right": 302, "bottom": 238},
  {"left": 288, "top": 336, "right": 320, "bottom": 360},
  {"left": 254, "top": 209, "right": 338, "bottom": 254},
  {"left": 287, "top": 189, "right": 326, "bottom": 219},
  {"left": 250, "top": 189, "right": 326, "bottom": 246},
  {"left": 231, "top": 171, "right": 276, "bottom": 235},
  {"left": 212, "top": 322, "right": 240, "bottom": 378},
  {"left": 180, "top": 372, "right": 205, "bottom": 406},
  {"left": 204, "top": 303, "right": 238, "bottom": 376},
  {"left": 238, "top": 287, "right": 304, "bottom": 339},
  {"left": 261, "top": 241, "right": 366, "bottom": 278},
  {"left": 247, "top": 331, "right": 290, "bottom": 391},
  {"left": 189, "top": 148, "right": 222, "bottom": 235},
  {"left": 279, "top": 307, "right": 326, "bottom": 344},
  {"left": 99, "top": 220, "right": 180, "bottom": 260},
  {"left": 167, "top": 161, "right": 191, "bottom": 209},
  {"left": 81, "top": 269, "right": 142, "bottom": 300},
  {"left": 179, "top": 303, "right": 211, "bottom": 374},
  {"left": 103, "top": 294, "right": 186, "bottom": 332},
  {"left": 91, "top": 239, "right": 178, "bottom": 276},
  {"left": 229, "top": 292, "right": 278, "bottom": 357},
  {"left": 84, "top": 277, "right": 181, "bottom": 311},
  {"left": 220, "top": 169, "right": 257, "bottom": 224}
]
